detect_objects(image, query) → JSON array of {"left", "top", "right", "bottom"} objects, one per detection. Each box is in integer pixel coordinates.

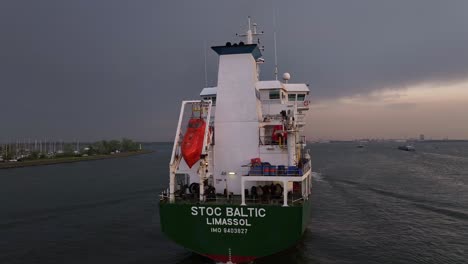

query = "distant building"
[{"left": 419, "top": 134, "right": 425, "bottom": 141}]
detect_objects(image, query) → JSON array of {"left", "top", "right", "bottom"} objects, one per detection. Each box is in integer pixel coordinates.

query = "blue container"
[
  {"left": 262, "top": 165, "right": 270, "bottom": 176},
  {"left": 277, "top": 165, "right": 286, "bottom": 175},
  {"left": 287, "top": 166, "right": 298, "bottom": 176},
  {"left": 250, "top": 166, "right": 262, "bottom": 176},
  {"left": 270, "top": 165, "right": 277, "bottom": 176}
]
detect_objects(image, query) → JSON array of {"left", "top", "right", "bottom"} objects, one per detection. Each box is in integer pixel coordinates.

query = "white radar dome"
[{"left": 282, "top": 72, "right": 291, "bottom": 81}]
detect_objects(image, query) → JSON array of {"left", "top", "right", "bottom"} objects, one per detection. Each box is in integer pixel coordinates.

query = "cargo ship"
[{"left": 159, "top": 18, "right": 313, "bottom": 263}]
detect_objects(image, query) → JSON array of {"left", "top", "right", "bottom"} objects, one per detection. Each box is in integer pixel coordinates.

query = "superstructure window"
[
  {"left": 297, "top": 94, "right": 305, "bottom": 101},
  {"left": 288, "top": 94, "right": 296, "bottom": 101},
  {"left": 269, "top": 90, "right": 280, "bottom": 100}
]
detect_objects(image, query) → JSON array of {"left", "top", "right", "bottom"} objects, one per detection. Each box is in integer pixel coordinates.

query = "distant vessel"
[
  {"left": 159, "top": 18, "right": 313, "bottom": 263},
  {"left": 398, "top": 145, "right": 415, "bottom": 151},
  {"left": 356, "top": 140, "right": 368, "bottom": 148}
]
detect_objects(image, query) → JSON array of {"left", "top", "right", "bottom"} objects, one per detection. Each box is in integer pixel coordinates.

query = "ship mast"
[{"left": 237, "top": 16, "right": 263, "bottom": 44}]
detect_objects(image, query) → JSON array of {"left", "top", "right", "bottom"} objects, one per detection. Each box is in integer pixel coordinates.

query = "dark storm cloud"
[{"left": 1, "top": 0, "right": 468, "bottom": 141}]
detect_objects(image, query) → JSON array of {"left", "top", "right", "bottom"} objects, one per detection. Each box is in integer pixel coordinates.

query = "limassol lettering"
[{"left": 206, "top": 217, "right": 251, "bottom": 226}]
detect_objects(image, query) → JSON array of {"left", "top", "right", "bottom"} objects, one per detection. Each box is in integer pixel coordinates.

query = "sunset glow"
[{"left": 308, "top": 80, "right": 468, "bottom": 140}]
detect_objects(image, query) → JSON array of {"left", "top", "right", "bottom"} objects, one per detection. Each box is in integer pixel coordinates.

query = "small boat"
[
  {"left": 181, "top": 118, "right": 206, "bottom": 168},
  {"left": 398, "top": 145, "right": 415, "bottom": 151}
]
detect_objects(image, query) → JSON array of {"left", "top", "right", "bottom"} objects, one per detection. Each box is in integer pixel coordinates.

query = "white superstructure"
[{"left": 168, "top": 19, "right": 311, "bottom": 206}]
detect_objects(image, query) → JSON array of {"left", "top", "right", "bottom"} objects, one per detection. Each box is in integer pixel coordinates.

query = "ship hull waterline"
[{"left": 159, "top": 197, "right": 312, "bottom": 263}]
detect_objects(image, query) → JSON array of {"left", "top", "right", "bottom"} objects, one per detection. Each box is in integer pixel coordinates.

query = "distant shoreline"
[{"left": 0, "top": 150, "right": 153, "bottom": 170}]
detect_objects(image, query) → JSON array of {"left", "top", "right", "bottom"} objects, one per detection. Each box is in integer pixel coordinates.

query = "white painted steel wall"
[{"left": 213, "top": 54, "right": 262, "bottom": 195}]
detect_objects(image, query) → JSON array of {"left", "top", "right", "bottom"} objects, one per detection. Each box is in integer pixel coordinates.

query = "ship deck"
[{"left": 162, "top": 167, "right": 313, "bottom": 207}]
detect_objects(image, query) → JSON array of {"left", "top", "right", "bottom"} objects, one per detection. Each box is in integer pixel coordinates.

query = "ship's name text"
[
  {"left": 191, "top": 206, "right": 266, "bottom": 228},
  {"left": 191, "top": 206, "right": 266, "bottom": 217}
]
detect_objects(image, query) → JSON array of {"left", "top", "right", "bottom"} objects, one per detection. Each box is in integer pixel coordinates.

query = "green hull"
[{"left": 159, "top": 198, "right": 312, "bottom": 263}]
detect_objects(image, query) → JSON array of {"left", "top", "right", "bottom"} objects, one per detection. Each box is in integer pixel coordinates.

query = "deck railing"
[
  {"left": 244, "top": 159, "right": 311, "bottom": 177},
  {"left": 159, "top": 193, "right": 307, "bottom": 207},
  {"left": 262, "top": 114, "right": 284, "bottom": 122},
  {"left": 259, "top": 136, "right": 288, "bottom": 146}
]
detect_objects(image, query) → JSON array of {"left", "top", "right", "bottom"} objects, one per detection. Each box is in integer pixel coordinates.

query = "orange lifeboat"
[{"left": 181, "top": 118, "right": 206, "bottom": 168}]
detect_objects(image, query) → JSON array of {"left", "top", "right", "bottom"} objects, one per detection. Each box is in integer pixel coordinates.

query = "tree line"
[{"left": 1, "top": 138, "right": 141, "bottom": 161}]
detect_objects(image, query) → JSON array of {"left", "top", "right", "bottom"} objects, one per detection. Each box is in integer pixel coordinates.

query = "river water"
[{"left": 1, "top": 142, "right": 467, "bottom": 263}]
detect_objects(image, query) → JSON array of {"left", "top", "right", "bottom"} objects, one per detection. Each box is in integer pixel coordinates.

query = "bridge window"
[
  {"left": 288, "top": 94, "right": 296, "bottom": 101},
  {"left": 269, "top": 90, "right": 280, "bottom": 100},
  {"left": 297, "top": 94, "right": 305, "bottom": 101}
]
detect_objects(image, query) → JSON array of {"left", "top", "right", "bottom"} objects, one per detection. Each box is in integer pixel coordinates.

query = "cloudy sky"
[{"left": 1, "top": 0, "right": 467, "bottom": 142}]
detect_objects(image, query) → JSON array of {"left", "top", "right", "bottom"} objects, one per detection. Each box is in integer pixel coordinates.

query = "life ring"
[{"left": 303, "top": 100, "right": 310, "bottom": 106}]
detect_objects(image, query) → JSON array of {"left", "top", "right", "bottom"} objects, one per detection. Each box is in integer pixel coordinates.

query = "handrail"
[
  {"left": 160, "top": 193, "right": 308, "bottom": 207},
  {"left": 259, "top": 136, "right": 288, "bottom": 146},
  {"left": 245, "top": 160, "right": 311, "bottom": 177}
]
